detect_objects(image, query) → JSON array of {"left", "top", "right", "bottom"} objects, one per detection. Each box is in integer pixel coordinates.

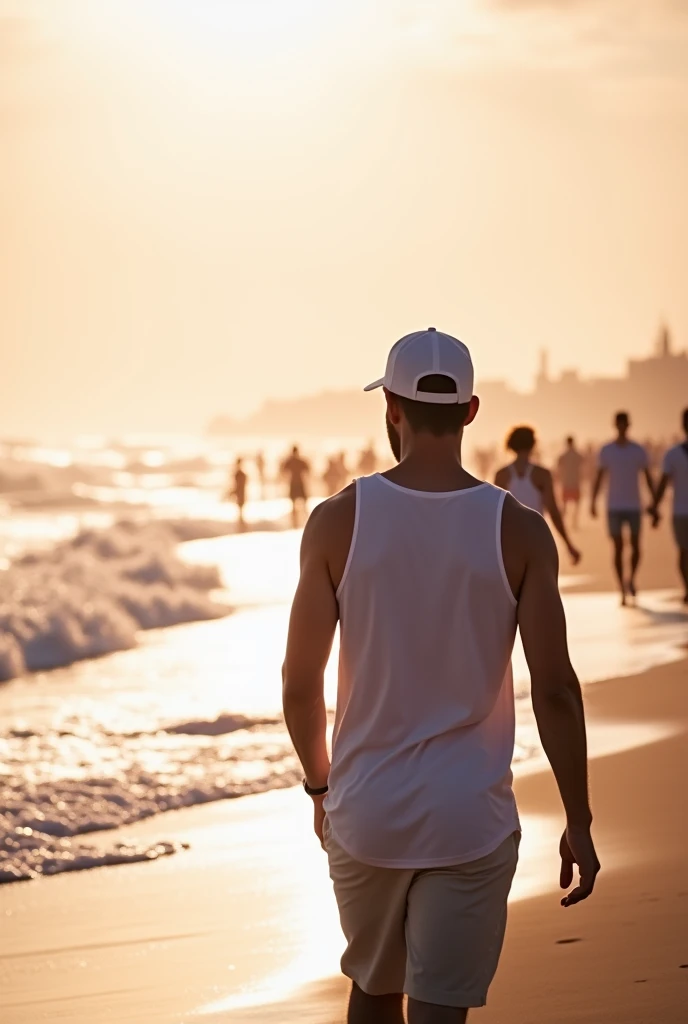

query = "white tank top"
[
  {"left": 507, "top": 464, "right": 544, "bottom": 514},
  {"left": 324, "top": 474, "right": 520, "bottom": 868}
]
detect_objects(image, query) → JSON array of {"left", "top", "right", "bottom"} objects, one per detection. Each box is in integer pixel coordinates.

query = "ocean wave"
[
  {"left": 0, "top": 520, "right": 230, "bottom": 683},
  {"left": 0, "top": 706, "right": 539, "bottom": 883},
  {"left": 0, "top": 717, "right": 299, "bottom": 882},
  {"left": 0, "top": 833, "right": 182, "bottom": 884},
  {"left": 164, "top": 713, "right": 280, "bottom": 736}
]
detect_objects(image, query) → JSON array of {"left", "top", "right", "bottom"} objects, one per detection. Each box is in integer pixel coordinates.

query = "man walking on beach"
[
  {"left": 591, "top": 411, "right": 656, "bottom": 605},
  {"left": 283, "top": 329, "right": 599, "bottom": 1023},
  {"left": 651, "top": 408, "right": 688, "bottom": 603}
]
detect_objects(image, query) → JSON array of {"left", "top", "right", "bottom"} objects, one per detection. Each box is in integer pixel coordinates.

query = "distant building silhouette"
[{"left": 208, "top": 326, "right": 688, "bottom": 446}]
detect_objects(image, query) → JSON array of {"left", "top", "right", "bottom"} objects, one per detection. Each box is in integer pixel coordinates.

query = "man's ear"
[
  {"left": 384, "top": 388, "right": 402, "bottom": 426},
  {"left": 464, "top": 394, "right": 480, "bottom": 426}
]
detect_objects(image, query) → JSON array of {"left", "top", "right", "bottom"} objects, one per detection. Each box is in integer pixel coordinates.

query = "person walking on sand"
[
  {"left": 283, "top": 328, "right": 599, "bottom": 1024},
  {"left": 557, "top": 436, "right": 585, "bottom": 529},
  {"left": 591, "top": 411, "right": 656, "bottom": 606},
  {"left": 281, "top": 445, "right": 310, "bottom": 528},
  {"left": 228, "top": 457, "right": 248, "bottom": 529},
  {"left": 651, "top": 407, "right": 688, "bottom": 603},
  {"left": 494, "top": 426, "right": 580, "bottom": 565}
]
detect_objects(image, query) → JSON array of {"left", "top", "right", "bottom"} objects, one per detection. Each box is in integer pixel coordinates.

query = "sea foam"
[{"left": 0, "top": 520, "right": 230, "bottom": 682}]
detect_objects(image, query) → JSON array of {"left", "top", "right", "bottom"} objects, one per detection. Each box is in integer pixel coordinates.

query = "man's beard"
[{"left": 386, "top": 415, "right": 401, "bottom": 463}]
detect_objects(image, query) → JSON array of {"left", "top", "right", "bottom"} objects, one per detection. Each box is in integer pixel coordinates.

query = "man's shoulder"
[
  {"left": 304, "top": 485, "right": 356, "bottom": 544},
  {"left": 501, "top": 494, "right": 557, "bottom": 597},
  {"left": 502, "top": 492, "right": 553, "bottom": 546}
]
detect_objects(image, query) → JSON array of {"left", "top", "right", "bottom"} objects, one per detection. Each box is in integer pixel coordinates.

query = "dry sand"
[{"left": 1, "top": 515, "right": 687, "bottom": 1023}]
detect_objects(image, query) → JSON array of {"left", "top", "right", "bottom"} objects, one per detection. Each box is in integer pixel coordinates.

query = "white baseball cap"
[{"left": 364, "top": 327, "right": 474, "bottom": 405}]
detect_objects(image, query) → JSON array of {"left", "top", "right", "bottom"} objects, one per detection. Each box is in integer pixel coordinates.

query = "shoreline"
[{"left": 2, "top": 654, "right": 687, "bottom": 1024}]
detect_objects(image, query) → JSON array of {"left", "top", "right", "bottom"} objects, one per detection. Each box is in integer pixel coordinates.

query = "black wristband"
[{"left": 303, "top": 779, "right": 329, "bottom": 797}]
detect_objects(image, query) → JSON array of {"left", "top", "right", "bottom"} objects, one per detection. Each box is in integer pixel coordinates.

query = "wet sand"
[{"left": 2, "top": 655, "right": 686, "bottom": 1024}]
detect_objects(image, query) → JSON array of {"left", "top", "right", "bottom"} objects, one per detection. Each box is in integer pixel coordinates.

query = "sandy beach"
[
  {"left": 2, "top": 517, "right": 687, "bottom": 1024},
  {"left": 2, "top": 656, "right": 687, "bottom": 1021}
]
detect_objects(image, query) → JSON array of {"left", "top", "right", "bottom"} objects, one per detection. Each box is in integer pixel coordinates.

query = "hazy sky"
[{"left": 2, "top": 0, "right": 687, "bottom": 436}]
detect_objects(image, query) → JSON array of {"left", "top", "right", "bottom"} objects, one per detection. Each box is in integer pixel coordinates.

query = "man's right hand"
[{"left": 559, "top": 827, "right": 600, "bottom": 907}]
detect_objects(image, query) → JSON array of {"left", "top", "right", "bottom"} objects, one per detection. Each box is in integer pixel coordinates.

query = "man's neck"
[{"left": 384, "top": 435, "right": 479, "bottom": 492}]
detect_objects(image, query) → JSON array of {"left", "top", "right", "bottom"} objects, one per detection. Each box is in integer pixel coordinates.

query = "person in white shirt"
[
  {"left": 652, "top": 408, "right": 688, "bottom": 603},
  {"left": 283, "top": 329, "right": 599, "bottom": 1024},
  {"left": 494, "top": 426, "right": 580, "bottom": 565},
  {"left": 591, "top": 411, "right": 657, "bottom": 605}
]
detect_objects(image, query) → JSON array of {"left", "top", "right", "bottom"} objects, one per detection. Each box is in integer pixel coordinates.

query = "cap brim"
[{"left": 363, "top": 378, "right": 385, "bottom": 392}]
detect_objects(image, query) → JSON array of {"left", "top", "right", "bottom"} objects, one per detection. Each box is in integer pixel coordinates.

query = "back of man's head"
[
  {"left": 396, "top": 375, "right": 471, "bottom": 437},
  {"left": 615, "top": 411, "right": 630, "bottom": 431}
]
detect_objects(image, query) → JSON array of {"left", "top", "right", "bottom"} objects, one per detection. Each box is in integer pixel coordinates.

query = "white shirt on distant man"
[{"left": 598, "top": 441, "right": 648, "bottom": 511}]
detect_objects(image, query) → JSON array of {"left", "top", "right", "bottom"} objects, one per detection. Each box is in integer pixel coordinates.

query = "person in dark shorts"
[
  {"left": 591, "top": 412, "right": 656, "bottom": 605},
  {"left": 282, "top": 445, "right": 310, "bottom": 527}
]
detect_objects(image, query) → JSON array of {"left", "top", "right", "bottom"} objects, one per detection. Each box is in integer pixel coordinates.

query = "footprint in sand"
[{"left": 556, "top": 938, "right": 582, "bottom": 945}]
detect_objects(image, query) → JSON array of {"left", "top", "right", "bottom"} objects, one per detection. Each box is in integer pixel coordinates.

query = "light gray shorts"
[{"left": 324, "top": 821, "right": 519, "bottom": 1009}]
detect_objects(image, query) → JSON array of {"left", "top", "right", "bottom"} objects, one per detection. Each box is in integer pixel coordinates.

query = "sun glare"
[
  {"left": 148, "top": 0, "right": 331, "bottom": 53},
  {"left": 54, "top": 0, "right": 339, "bottom": 62}
]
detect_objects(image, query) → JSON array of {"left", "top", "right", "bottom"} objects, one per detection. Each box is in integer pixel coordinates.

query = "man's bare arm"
[
  {"left": 643, "top": 468, "right": 657, "bottom": 504},
  {"left": 652, "top": 471, "right": 671, "bottom": 512},
  {"left": 518, "top": 512, "right": 599, "bottom": 905},
  {"left": 590, "top": 467, "right": 605, "bottom": 516},
  {"left": 282, "top": 506, "right": 338, "bottom": 791}
]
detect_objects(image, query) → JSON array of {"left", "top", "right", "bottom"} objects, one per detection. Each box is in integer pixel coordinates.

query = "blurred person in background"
[
  {"left": 228, "top": 457, "right": 248, "bottom": 529},
  {"left": 473, "top": 445, "right": 496, "bottom": 482},
  {"left": 652, "top": 408, "right": 688, "bottom": 603},
  {"left": 495, "top": 426, "right": 580, "bottom": 566},
  {"left": 557, "top": 436, "right": 585, "bottom": 529},
  {"left": 357, "top": 442, "right": 378, "bottom": 477},
  {"left": 591, "top": 411, "right": 656, "bottom": 606},
  {"left": 323, "top": 452, "right": 349, "bottom": 497},
  {"left": 282, "top": 445, "right": 311, "bottom": 527},
  {"left": 255, "top": 451, "right": 266, "bottom": 498}
]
